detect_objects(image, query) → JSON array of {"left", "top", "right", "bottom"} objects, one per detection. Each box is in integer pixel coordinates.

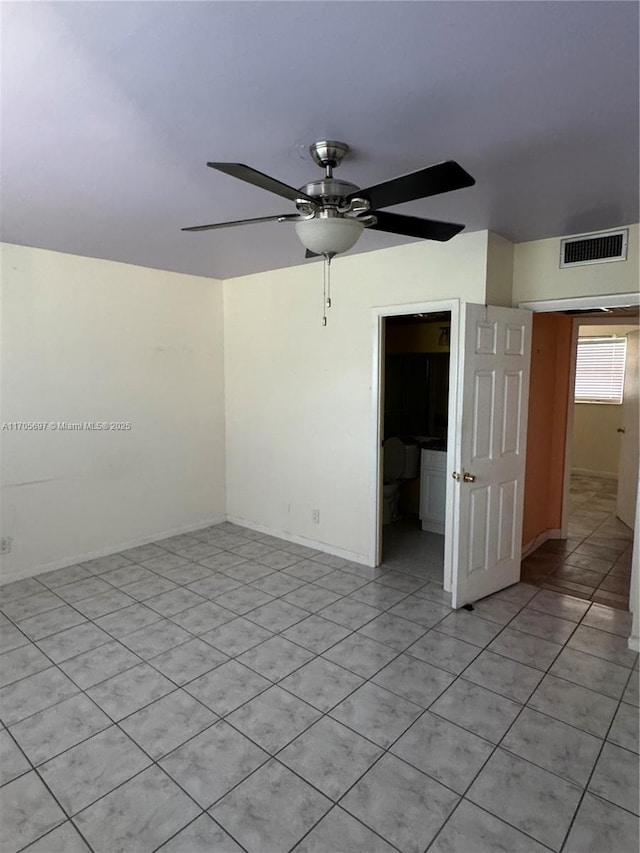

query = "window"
[{"left": 574, "top": 336, "right": 627, "bottom": 404}]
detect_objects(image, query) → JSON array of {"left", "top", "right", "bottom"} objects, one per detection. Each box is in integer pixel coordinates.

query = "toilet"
[{"left": 383, "top": 437, "right": 420, "bottom": 524}]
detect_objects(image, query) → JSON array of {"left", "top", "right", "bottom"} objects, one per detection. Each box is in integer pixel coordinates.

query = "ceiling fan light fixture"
[{"left": 295, "top": 216, "right": 364, "bottom": 256}]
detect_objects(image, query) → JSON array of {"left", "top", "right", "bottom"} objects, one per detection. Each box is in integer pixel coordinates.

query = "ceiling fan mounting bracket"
[{"left": 308, "top": 140, "right": 350, "bottom": 170}]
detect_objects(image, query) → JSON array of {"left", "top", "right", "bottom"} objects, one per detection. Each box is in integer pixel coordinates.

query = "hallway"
[{"left": 521, "top": 475, "right": 632, "bottom": 611}]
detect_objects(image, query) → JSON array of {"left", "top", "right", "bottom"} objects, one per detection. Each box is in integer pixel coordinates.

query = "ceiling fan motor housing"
[{"left": 298, "top": 178, "right": 360, "bottom": 207}]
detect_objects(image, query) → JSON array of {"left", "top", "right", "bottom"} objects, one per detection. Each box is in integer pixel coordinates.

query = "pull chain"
[{"left": 321, "top": 253, "right": 333, "bottom": 327}]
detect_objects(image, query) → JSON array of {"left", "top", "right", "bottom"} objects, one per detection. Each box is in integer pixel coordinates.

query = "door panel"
[
  {"left": 617, "top": 330, "right": 639, "bottom": 529},
  {"left": 452, "top": 304, "right": 532, "bottom": 607}
]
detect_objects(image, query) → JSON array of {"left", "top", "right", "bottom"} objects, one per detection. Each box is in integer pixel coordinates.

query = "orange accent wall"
[{"left": 522, "top": 313, "right": 573, "bottom": 548}]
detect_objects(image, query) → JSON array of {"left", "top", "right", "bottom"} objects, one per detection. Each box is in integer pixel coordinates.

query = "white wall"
[
  {"left": 223, "top": 233, "right": 489, "bottom": 563},
  {"left": 0, "top": 244, "right": 226, "bottom": 581},
  {"left": 512, "top": 223, "right": 639, "bottom": 304}
]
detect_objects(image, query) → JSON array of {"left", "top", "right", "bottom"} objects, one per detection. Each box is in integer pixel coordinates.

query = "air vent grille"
[{"left": 560, "top": 229, "right": 628, "bottom": 268}]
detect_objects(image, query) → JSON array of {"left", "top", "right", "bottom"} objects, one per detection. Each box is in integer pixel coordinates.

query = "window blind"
[{"left": 574, "top": 336, "right": 627, "bottom": 404}]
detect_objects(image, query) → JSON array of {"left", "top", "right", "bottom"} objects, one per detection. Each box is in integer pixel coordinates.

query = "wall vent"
[{"left": 560, "top": 228, "right": 628, "bottom": 268}]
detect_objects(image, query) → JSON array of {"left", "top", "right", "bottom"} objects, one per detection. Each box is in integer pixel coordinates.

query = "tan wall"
[
  {"left": 522, "top": 313, "right": 574, "bottom": 546},
  {"left": 513, "top": 224, "right": 639, "bottom": 304},
  {"left": 571, "top": 324, "right": 638, "bottom": 476},
  {"left": 485, "top": 231, "right": 514, "bottom": 307},
  {"left": 572, "top": 404, "right": 623, "bottom": 476}
]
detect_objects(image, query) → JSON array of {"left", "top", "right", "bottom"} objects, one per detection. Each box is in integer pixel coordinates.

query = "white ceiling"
[{"left": 1, "top": 1, "right": 638, "bottom": 279}]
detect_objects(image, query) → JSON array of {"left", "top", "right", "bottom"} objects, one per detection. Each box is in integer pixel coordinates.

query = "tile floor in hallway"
[
  {"left": 521, "top": 475, "right": 633, "bottom": 611},
  {"left": 0, "top": 522, "right": 638, "bottom": 853}
]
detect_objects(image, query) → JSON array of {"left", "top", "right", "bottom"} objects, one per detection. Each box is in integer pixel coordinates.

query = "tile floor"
[
  {"left": 1, "top": 522, "right": 638, "bottom": 853},
  {"left": 521, "top": 475, "right": 633, "bottom": 610}
]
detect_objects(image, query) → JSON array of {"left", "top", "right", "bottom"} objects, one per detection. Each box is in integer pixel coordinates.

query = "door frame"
[
  {"left": 370, "top": 298, "right": 460, "bottom": 591},
  {"left": 518, "top": 293, "right": 640, "bottom": 537},
  {"left": 519, "top": 292, "right": 640, "bottom": 652}
]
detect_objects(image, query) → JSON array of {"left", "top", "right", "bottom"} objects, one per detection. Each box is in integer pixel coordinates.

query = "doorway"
[
  {"left": 380, "top": 311, "right": 452, "bottom": 586},
  {"left": 519, "top": 297, "right": 639, "bottom": 616},
  {"left": 370, "top": 298, "right": 460, "bottom": 595},
  {"left": 373, "top": 300, "right": 534, "bottom": 607}
]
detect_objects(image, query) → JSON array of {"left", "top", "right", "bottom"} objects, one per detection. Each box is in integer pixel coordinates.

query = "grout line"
[
  {"left": 3, "top": 520, "right": 636, "bottom": 853},
  {"left": 558, "top": 662, "right": 639, "bottom": 852}
]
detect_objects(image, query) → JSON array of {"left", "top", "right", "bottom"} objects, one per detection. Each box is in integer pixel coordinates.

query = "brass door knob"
[{"left": 462, "top": 472, "right": 477, "bottom": 483}]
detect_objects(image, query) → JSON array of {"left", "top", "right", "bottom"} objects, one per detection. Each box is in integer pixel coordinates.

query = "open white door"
[
  {"left": 451, "top": 304, "right": 532, "bottom": 608},
  {"left": 616, "top": 329, "right": 639, "bottom": 529}
]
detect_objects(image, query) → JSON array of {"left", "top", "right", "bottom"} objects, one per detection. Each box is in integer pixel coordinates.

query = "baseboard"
[
  {"left": 628, "top": 635, "right": 640, "bottom": 653},
  {"left": 225, "top": 515, "right": 370, "bottom": 566},
  {"left": 0, "top": 514, "right": 226, "bottom": 586},
  {"left": 522, "top": 529, "right": 563, "bottom": 559},
  {"left": 571, "top": 468, "right": 618, "bottom": 480}
]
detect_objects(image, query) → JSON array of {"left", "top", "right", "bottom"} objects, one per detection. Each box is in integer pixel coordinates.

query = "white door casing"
[
  {"left": 451, "top": 304, "right": 532, "bottom": 607},
  {"left": 617, "top": 329, "right": 639, "bottom": 529}
]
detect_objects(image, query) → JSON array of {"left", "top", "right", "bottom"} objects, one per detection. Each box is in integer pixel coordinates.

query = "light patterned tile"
[
  {"left": 9, "top": 694, "right": 110, "bottom": 766},
  {"left": 185, "top": 660, "right": 270, "bottom": 716},
  {"left": 59, "top": 641, "right": 141, "bottom": 689},
  {"left": 226, "top": 685, "right": 320, "bottom": 754},
  {"left": 563, "top": 792, "right": 639, "bottom": 853},
  {"left": 407, "top": 630, "right": 481, "bottom": 674},
  {"left": 501, "top": 707, "right": 602, "bottom": 786},
  {"left": 0, "top": 772, "right": 65, "bottom": 852},
  {"left": 528, "top": 674, "right": 617, "bottom": 738},
  {"left": 210, "top": 760, "right": 331, "bottom": 852},
  {"left": 0, "top": 729, "right": 31, "bottom": 786},
  {"left": 38, "top": 726, "right": 151, "bottom": 815},
  {"left": 462, "top": 650, "right": 543, "bottom": 703},
  {"left": 467, "top": 748, "right": 582, "bottom": 850},
  {"left": 279, "top": 717, "right": 382, "bottom": 799},
  {"left": 0, "top": 668, "right": 80, "bottom": 726},
  {"left": 550, "top": 647, "right": 630, "bottom": 699},
  {"left": 149, "top": 638, "right": 228, "bottom": 685},
  {"left": 73, "top": 766, "right": 199, "bottom": 853},
  {"left": 201, "top": 617, "right": 273, "bottom": 657},
  {"left": 430, "top": 799, "right": 550, "bottom": 853},
  {"left": 372, "top": 653, "right": 454, "bottom": 707},
  {"left": 156, "top": 814, "right": 244, "bottom": 852},
  {"left": 323, "top": 633, "right": 397, "bottom": 678},
  {"left": 588, "top": 742, "right": 640, "bottom": 815},
  {"left": 0, "top": 644, "right": 51, "bottom": 688},
  {"left": 329, "top": 682, "right": 421, "bottom": 748},
  {"left": 429, "top": 678, "right": 521, "bottom": 743},
  {"left": 237, "top": 635, "right": 314, "bottom": 681},
  {"left": 120, "top": 690, "right": 217, "bottom": 759},
  {"left": 86, "top": 663, "right": 174, "bottom": 721},
  {"left": 280, "top": 657, "right": 364, "bottom": 712},
  {"left": 341, "top": 754, "right": 458, "bottom": 853},
  {"left": 160, "top": 721, "right": 268, "bottom": 808},
  {"left": 292, "top": 806, "right": 397, "bottom": 853}
]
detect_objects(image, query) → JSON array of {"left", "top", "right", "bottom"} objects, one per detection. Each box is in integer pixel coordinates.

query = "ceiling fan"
[{"left": 182, "top": 141, "right": 475, "bottom": 258}]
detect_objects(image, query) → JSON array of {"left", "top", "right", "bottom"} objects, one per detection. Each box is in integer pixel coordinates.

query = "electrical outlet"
[
  {"left": 311, "top": 509, "right": 320, "bottom": 524},
  {"left": 0, "top": 537, "right": 12, "bottom": 555}
]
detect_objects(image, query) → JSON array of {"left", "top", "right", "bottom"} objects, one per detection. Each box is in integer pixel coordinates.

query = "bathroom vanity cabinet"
[{"left": 419, "top": 449, "right": 447, "bottom": 534}]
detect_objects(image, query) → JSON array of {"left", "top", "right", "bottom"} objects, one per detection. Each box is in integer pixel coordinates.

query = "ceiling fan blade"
[
  {"left": 208, "top": 162, "right": 316, "bottom": 204},
  {"left": 366, "top": 211, "right": 465, "bottom": 242},
  {"left": 182, "top": 214, "right": 299, "bottom": 232},
  {"left": 348, "top": 160, "right": 475, "bottom": 210}
]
